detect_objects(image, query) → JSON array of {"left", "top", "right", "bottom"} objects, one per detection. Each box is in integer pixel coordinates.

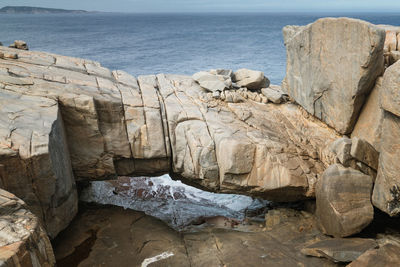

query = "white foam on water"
[{"left": 141, "top": 251, "right": 174, "bottom": 267}]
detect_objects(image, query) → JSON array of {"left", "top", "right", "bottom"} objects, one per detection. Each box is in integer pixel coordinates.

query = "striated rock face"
[
  {"left": 0, "top": 189, "right": 55, "bottom": 266},
  {"left": 0, "top": 45, "right": 339, "bottom": 235},
  {"left": 316, "top": 164, "right": 374, "bottom": 237},
  {"left": 283, "top": 17, "right": 385, "bottom": 134},
  {"left": 372, "top": 61, "right": 400, "bottom": 217},
  {"left": 351, "top": 77, "right": 384, "bottom": 151},
  {"left": 0, "top": 88, "right": 77, "bottom": 238}
]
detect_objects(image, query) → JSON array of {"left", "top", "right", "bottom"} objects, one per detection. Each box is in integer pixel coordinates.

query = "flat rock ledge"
[{"left": 0, "top": 189, "right": 55, "bottom": 267}]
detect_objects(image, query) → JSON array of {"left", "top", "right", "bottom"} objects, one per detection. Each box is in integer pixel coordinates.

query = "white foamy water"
[{"left": 80, "top": 174, "right": 269, "bottom": 230}]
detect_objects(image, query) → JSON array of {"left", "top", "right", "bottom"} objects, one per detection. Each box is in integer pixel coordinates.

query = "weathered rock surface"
[
  {"left": 233, "top": 68, "right": 270, "bottom": 90},
  {"left": 350, "top": 137, "right": 379, "bottom": 170},
  {"left": 372, "top": 60, "right": 400, "bottom": 217},
  {"left": 372, "top": 111, "right": 400, "bottom": 217},
  {"left": 0, "top": 189, "right": 55, "bottom": 267},
  {"left": 351, "top": 77, "right": 384, "bottom": 151},
  {"left": 192, "top": 71, "right": 231, "bottom": 92},
  {"left": 301, "top": 238, "right": 378, "bottom": 263},
  {"left": 283, "top": 17, "right": 385, "bottom": 134},
  {"left": 53, "top": 204, "right": 339, "bottom": 267},
  {"left": 261, "top": 85, "right": 288, "bottom": 104},
  {"left": 0, "top": 87, "right": 78, "bottom": 237},
  {"left": 0, "top": 45, "right": 340, "bottom": 235},
  {"left": 380, "top": 60, "right": 400, "bottom": 117},
  {"left": 316, "top": 164, "right": 374, "bottom": 237},
  {"left": 329, "top": 137, "right": 353, "bottom": 167},
  {"left": 348, "top": 243, "right": 400, "bottom": 267}
]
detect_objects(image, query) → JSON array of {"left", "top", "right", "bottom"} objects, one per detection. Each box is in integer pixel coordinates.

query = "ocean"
[{"left": 0, "top": 12, "right": 399, "bottom": 84}]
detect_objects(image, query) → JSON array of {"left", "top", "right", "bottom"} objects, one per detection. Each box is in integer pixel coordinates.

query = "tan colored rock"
[
  {"left": 351, "top": 77, "right": 384, "bottom": 151},
  {"left": 0, "top": 189, "right": 55, "bottom": 267},
  {"left": 301, "top": 238, "right": 378, "bottom": 263},
  {"left": 348, "top": 243, "right": 400, "bottom": 267},
  {"left": 329, "top": 137, "right": 353, "bottom": 167},
  {"left": 0, "top": 90, "right": 78, "bottom": 238},
  {"left": 316, "top": 164, "right": 374, "bottom": 237},
  {"left": 388, "top": 50, "right": 400, "bottom": 65},
  {"left": 384, "top": 30, "right": 398, "bottom": 52},
  {"left": 284, "top": 18, "right": 385, "bottom": 134},
  {"left": 380, "top": 60, "right": 400, "bottom": 117},
  {"left": 398, "top": 33, "right": 400, "bottom": 51},
  {"left": 9, "top": 40, "right": 29, "bottom": 50},
  {"left": 372, "top": 111, "right": 400, "bottom": 217},
  {"left": 350, "top": 137, "right": 379, "bottom": 170},
  {"left": 233, "top": 68, "right": 270, "bottom": 90}
]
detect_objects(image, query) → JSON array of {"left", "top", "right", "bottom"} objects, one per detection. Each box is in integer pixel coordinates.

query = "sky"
[{"left": 1, "top": 0, "right": 400, "bottom": 13}]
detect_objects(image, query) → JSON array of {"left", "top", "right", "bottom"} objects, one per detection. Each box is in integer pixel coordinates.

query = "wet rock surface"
[{"left": 53, "top": 204, "right": 339, "bottom": 267}]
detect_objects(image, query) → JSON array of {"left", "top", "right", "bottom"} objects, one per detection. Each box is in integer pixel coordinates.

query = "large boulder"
[
  {"left": 372, "top": 111, "right": 400, "bottom": 216},
  {"left": 316, "top": 164, "right": 374, "bottom": 237},
  {"left": 372, "top": 60, "right": 400, "bottom": 217},
  {"left": 283, "top": 18, "right": 385, "bottom": 134},
  {"left": 380, "top": 60, "right": 400, "bottom": 117},
  {"left": 0, "top": 90, "right": 78, "bottom": 238}
]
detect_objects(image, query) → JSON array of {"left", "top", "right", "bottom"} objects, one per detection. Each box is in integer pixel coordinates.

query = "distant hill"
[{"left": 0, "top": 6, "right": 88, "bottom": 14}]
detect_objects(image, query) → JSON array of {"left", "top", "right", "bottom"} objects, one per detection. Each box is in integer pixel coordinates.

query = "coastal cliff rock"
[
  {"left": 372, "top": 60, "right": 400, "bottom": 217},
  {"left": 0, "top": 189, "right": 55, "bottom": 266},
  {"left": 0, "top": 45, "right": 340, "bottom": 236},
  {"left": 0, "top": 88, "right": 77, "bottom": 238},
  {"left": 283, "top": 17, "right": 385, "bottom": 134}
]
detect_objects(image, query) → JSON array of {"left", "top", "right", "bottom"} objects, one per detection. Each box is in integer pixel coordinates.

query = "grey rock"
[
  {"left": 192, "top": 71, "right": 230, "bottom": 92},
  {"left": 233, "top": 68, "right": 270, "bottom": 90},
  {"left": 350, "top": 137, "right": 379, "bottom": 170},
  {"left": 330, "top": 137, "right": 353, "bottom": 167},
  {"left": 316, "top": 164, "right": 374, "bottom": 237},
  {"left": 261, "top": 85, "right": 288, "bottom": 104},
  {"left": 283, "top": 17, "right": 385, "bottom": 134},
  {"left": 351, "top": 78, "right": 384, "bottom": 152}
]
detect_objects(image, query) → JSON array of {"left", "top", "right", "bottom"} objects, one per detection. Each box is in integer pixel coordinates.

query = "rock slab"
[{"left": 283, "top": 17, "right": 385, "bottom": 134}]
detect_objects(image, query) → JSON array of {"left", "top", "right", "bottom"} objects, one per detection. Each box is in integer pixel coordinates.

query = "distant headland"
[{"left": 0, "top": 6, "right": 88, "bottom": 14}]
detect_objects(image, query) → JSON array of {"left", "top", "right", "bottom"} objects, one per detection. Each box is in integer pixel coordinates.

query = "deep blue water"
[{"left": 0, "top": 12, "right": 399, "bottom": 84}]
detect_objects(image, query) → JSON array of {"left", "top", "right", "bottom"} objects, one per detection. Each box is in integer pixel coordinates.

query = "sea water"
[{"left": 1, "top": 12, "right": 399, "bottom": 84}]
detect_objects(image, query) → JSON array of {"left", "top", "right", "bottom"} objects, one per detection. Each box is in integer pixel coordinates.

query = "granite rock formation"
[
  {"left": 316, "top": 164, "right": 374, "bottom": 237},
  {"left": 1, "top": 16, "right": 400, "bottom": 266},
  {"left": 283, "top": 17, "right": 385, "bottom": 134},
  {"left": 0, "top": 189, "right": 55, "bottom": 266},
  {"left": 0, "top": 44, "right": 339, "bottom": 240}
]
